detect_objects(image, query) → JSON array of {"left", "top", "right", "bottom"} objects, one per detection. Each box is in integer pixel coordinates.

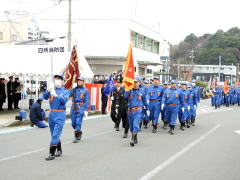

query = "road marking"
[
  {"left": 0, "top": 129, "right": 113, "bottom": 163},
  {"left": 235, "top": 130, "right": 240, "bottom": 135},
  {"left": 139, "top": 124, "right": 221, "bottom": 180},
  {"left": 0, "top": 114, "right": 109, "bottom": 135}
]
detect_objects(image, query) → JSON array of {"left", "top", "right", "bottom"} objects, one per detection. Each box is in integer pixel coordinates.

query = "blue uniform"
[
  {"left": 139, "top": 84, "right": 147, "bottom": 122},
  {"left": 142, "top": 85, "right": 150, "bottom": 122},
  {"left": 161, "top": 87, "right": 168, "bottom": 122},
  {"left": 29, "top": 101, "right": 48, "bottom": 128},
  {"left": 43, "top": 87, "right": 69, "bottom": 145},
  {"left": 191, "top": 86, "right": 201, "bottom": 104},
  {"left": 212, "top": 88, "right": 220, "bottom": 107},
  {"left": 229, "top": 88, "right": 236, "bottom": 105},
  {"left": 162, "top": 88, "right": 182, "bottom": 126},
  {"left": 148, "top": 85, "right": 164, "bottom": 126},
  {"left": 124, "top": 88, "right": 148, "bottom": 134},
  {"left": 236, "top": 88, "right": 240, "bottom": 105},
  {"left": 69, "top": 86, "right": 90, "bottom": 132},
  {"left": 188, "top": 89, "right": 198, "bottom": 119},
  {"left": 179, "top": 89, "right": 190, "bottom": 123},
  {"left": 225, "top": 91, "right": 231, "bottom": 106}
]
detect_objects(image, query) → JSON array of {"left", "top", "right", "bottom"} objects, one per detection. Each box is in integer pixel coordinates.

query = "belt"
[
  {"left": 50, "top": 109, "right": 65, "bottom": 112},
  {"left": 167, "top": 104, "right": 177, "bottom": 106},
  {"left": 72, "top": 102, "right": 84, "bottom": 105},
  {"left": 150, "top": 100, "right": 161, "bottom": 102},
  {"left": 128, "top": 106, "right": 141, "bottom": 112}
]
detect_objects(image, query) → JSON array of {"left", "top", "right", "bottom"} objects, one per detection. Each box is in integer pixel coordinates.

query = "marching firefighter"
[
  {"left": 179, "top": 82, "right": 190, "bottom": 131},
  {"left": 69, "top": 77, "right": 90, "bottom": 143},
  {"left": 143, "top": 79, "right": 151, "bottom": 129},
  {"left": 124, "top": 77, "right": 149, "bottom": 146},
  {"left": 43, "top": 74, "right": 69, "bottom": 161},
  {"left": 147, "top": 77, "right": 163, "bottom": 133},
  {"left": 110, "top": 79, "right": 129, "bottom": 138},
  {"left": 161, "top": 82, "right": 169, "bottom": 129},
  {"left": 162, "top": 80, "right": 183, "bottom": 135}
]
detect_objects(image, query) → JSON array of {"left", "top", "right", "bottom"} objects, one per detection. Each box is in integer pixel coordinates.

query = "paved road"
[{"left": 0, "top": 100, "right": 240, "bottom": 180}]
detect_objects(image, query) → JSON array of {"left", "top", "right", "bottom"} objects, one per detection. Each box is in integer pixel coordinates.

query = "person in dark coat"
[
  {"left": 101, "top": 82, "right": 108, "bottom": 114},
  {"left": 110, "top": 79, "right": 129, "bottom": 138},
  {"left": 7, "top": 76, "right": 14, "bottom": 110},
  {"left": 0, "top": 78, "right": 6, "bottom": 111},
  {"left": 29, "top": 97, "right": 48, "bottom": 128},
  {"left": 13, "top": 77, "right": 21, "bottom": 109}
]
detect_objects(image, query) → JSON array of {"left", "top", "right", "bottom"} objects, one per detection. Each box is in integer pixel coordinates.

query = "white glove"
[
  {"left": 115, "top": 109, "right": 118, "bottom": 114},
  {"left": 147, "top": 110, "right": 150, "bottom": 116},
  {"left": 182, "top": 108, "right": 184, "bottom": 112},
  {"left": 72, "top": 83, "right": 77, "bottom": 88},
  {"left": 84, "top": 111, "right": 88, "bottom": 117},
  {"left": 111, "top": 96, "right": 114, "bottom": 100},
  {"left": 161, "top": 104, "right": 165, "bottom": 109},
  {"left": 47, "top": 83, "right": 54, "bottom": 91},
  {"left": 194, "top": 105, "right": 196, "bottom": 109},
  {"left": 50, "top": 89, "right": 57, "bottom": 97},
  {"left": 188, "top": 106, "right": 190, "bottom": 111}
]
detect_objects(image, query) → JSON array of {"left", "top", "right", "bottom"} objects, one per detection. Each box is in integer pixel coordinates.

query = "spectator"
[
  {"left": 13, "top": 77, "right": 21, "bottom": 109},
  {"left": 0, "top": 78, "right": 6, "bottom": 111},
  {"left": 29, "top": 97, "right": 48, "bottom": 128},
  {"left": 7, "top": 76, "right": 14, "bottom": 110},
  {"left": 101, "top": 82, "right": 108, "bottom": 114}
]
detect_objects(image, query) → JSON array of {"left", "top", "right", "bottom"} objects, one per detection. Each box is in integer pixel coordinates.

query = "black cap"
[{"left": 9, "top": 76, "right": 13, "bottom": 78}]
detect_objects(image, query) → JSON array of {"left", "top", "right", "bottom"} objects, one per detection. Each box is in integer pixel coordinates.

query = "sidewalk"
[{"left": 0, "top": 98, "right": 102, "bottom": 128}]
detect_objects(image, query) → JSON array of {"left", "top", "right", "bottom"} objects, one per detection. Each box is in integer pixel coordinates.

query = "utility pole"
[
  {"left": 218, "top": 56, "right": 221, "bottom": 81},
  {"left": 177, "top": 61, "right": 180, "bottom": 81},
  {"left": 68, "top": 0, "right": 72, "bottom": 52},
  {"left": 190, "top": 49, "right": 195, "bottom": 80}
]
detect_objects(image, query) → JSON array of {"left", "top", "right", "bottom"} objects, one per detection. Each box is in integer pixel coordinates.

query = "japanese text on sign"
[{"left": 38, "top": 47, "right": 65, "bottom": 53}]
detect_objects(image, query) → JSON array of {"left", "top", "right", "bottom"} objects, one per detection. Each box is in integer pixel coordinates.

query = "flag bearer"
[
  {"left": 124, "top": 77, "right": 149, "bottom": 146},
  {"left": 69, "top": 77, "right": 90, "bottom": 143},
  {"left": 43, "top": 74, "right": 69, "bottom": 161}
]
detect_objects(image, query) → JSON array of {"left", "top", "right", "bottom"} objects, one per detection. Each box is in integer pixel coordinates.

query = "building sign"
[{"left": 38, "top": 47, "right": 65, "bottom": 53}]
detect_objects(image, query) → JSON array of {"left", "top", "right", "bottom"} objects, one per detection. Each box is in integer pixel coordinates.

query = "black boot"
[
  {"left": 123, "top": 129, "right": 128, "bottom": 138},
  {"left": 130, "top": 134, "right": 134, "bottom": 146},
  {"left": 162, "top": 121, "right": 167, "bottom": 129},
  {"left": 192, "top": 118, "right": 196, "bottom": 126},
  {"left": 73, "top": 131, "right": 79, "bottom": 143},
  {"left": 180, "top": 122, "right": 185, "bottom": 131},
  {"left": 45, "top": 146, "right": 56, "bottom": 161},
  {"left": 152, "top": 125, "right": 157, "bottom": 133},
  {"left": 139, "top": 122, "right": 142, "bottom": 132},
  {"left": 186, "top": 120, "right": 190, "bottom": 128},
  {"left": 134, "top": 134, "right": 138, "bottom": 144},
  {"left": 143, "top": 120, "right": 148, "bottom": 129},
  {"left": 116, "top": 126, "right": 120, "bottom": 131},
  {"left": 170, "top": 125, "right": 175, "bottom": 135},
  {"left": 78, "top": 131, "right": 82, "bottom": 141},
  {"left": 55, "top": 141, "right": 62, "bottom": 157}
]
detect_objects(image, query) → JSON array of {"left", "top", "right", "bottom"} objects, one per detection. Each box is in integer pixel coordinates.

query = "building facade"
[{"left": 73, "top": 19, "right": 168, "bottom": 80}]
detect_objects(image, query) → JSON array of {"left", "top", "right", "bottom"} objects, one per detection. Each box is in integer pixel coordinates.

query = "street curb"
[
  {"left": 0, "top": 114, "right": 109, "bottom": 135},
  {"left": 2, "top": 110, "right": 102, "bottom": 127}
]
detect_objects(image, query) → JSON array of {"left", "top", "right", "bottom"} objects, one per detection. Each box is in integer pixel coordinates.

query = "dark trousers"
[
  {"left": 111, "top": 109, "right": 129, "bottom": 130},
  {"left": 14, "top": 93, "right": 21, "bottom": 109},
  {"left": 101, "top": 98, "right": 108, "bottom": 114},
  {"left": 7, "top": 94, "right": 13, "bottom": 110},
  {"left": 0, "top": 99, "right": 3, "bottom": 110}
]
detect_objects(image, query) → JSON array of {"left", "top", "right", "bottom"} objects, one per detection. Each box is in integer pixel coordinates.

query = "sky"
[{"left": 1, "top": 0, "right": 240, "bottom": 44}]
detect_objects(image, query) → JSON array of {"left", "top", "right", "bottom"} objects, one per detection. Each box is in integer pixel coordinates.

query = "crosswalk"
[{"left": 197, "top": 105, "right": 233, "bottom": 115}]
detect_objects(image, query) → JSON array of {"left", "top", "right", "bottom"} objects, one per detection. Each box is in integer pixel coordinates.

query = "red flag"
[
  {"left": 223, "top": 81, "right": 229, "bottom": 94},
  {"left": 62, "top": 45, "right": 80, "bottom": 89},
  {"left": 123, "top": 44, "right": 135, "bottom": 91}
]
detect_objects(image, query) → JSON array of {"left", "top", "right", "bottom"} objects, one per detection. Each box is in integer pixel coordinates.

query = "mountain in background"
[{"left": 170, "top": 27, "right": 240, "bottom": 65}]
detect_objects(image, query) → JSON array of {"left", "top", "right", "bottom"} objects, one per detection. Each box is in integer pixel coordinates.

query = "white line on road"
[
  {"left": 139, "top": 124, "right": 221, "bottom": 180},
  {"left": 234, "top": 130, "right": 240, "bottom": 135},
  {"left": 0, "top": 129, "right": 113, "bottom": 163}
]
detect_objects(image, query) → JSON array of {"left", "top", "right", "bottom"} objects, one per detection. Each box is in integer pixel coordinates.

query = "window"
[
  {"left": 147, "top": 69, "right": 152, "bottom": 74},
  {"left": 11, "top": 34, "right": 17, "bottom": 41},
  {"left": 0, "top": 32, "right": 3, "bottom": 40},
  {"left": 153, "top": 41, "right": 159, "bottom": 54}
]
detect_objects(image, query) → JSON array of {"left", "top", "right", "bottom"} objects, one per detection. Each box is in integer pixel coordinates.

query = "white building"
[{"left": 73, "top": 19, "right": 166, "bottom": 80}]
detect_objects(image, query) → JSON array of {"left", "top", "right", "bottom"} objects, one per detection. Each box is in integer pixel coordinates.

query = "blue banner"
[{"left": 103, "top": 74, "right": 115, "bottom": 96}]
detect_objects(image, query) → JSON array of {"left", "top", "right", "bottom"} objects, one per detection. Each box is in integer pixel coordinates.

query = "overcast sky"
[{"left": 1, "top": 0, "right": 240, "bottom": 44}]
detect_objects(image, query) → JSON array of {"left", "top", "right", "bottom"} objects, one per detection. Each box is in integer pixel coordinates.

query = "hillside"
[{"left": 170, "top": 27, "right": 240, "bottom": 65}]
